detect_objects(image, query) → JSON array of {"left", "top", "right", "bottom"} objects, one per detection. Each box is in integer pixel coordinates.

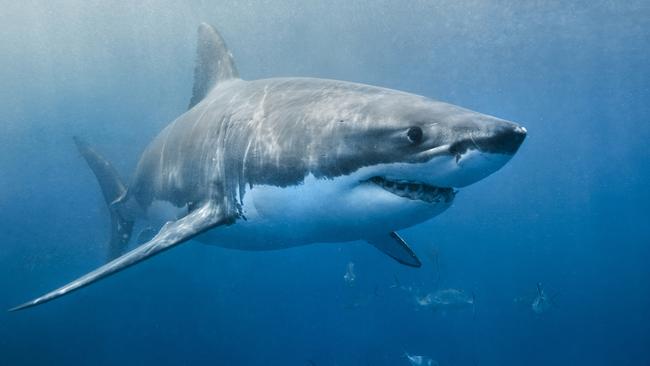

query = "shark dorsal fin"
[{"left": 188, "top": 23, "right": 239, "bottom": 109}]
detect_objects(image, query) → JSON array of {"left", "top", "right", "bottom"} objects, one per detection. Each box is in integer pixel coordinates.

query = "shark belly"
[{"left": 196, "top": 174, "right": 447, "bottom": 250}]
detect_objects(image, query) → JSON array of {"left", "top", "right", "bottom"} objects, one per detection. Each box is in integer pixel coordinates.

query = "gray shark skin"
[{"left": 11, "top": 23, "right": 526, "bottom": 311}]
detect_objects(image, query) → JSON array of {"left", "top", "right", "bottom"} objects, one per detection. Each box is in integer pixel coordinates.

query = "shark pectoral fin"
[
  {"left": 9, "top": 201, "right": 232, "bottom": 312},
  {"left": 367, "top": 232, "right": 422, "bottom": 268}
]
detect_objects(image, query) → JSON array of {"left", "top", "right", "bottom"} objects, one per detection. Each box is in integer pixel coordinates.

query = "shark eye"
[{"left": 407, "top": 126, "right": 423, "bottom": 144}]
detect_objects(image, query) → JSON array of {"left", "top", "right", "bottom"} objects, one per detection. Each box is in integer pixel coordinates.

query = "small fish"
[
  {"left": 343, "top": 262, "right": 356, "bottom": 286},
  {"left": 405, "top": 352, "right": 438, "bottom": 366},
  {"left": 532, "top": 282, "right": 551, "bottom": 314},
  {"left": 416, "top": 288, "right": 474, "bottom": 311}
]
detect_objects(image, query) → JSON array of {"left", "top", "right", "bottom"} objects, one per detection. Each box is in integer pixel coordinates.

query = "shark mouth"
[{"left": 367, "top": 176, "right": 456, "bottom": 204}]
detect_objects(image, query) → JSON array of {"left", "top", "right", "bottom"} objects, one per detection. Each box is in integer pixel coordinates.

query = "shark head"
[{"left": 310, "top": 86, "right": 526, "bottom": 220}]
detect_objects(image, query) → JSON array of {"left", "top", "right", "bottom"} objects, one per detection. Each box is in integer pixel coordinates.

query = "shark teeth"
[{"left": 367, "top": 176, "right": 456, "bottom": 204}]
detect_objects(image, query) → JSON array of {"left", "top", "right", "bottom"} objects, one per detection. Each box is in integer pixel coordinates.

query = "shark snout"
[
  {"left": 480, "top": 123, "right": 527, "bottom": 155},
  {"left": 448, "top": 121, "right": 527, "bottom": 157},
  {"left": 428, "top": 120, "right": 526, "bottom": 188}
]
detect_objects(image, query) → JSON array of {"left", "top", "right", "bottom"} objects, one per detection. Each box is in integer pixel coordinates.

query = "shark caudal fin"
[
  {"left": 73, "top": 137, "right": 133, "bottom": 261},
  {"left": 188, "top": 23, "right": 239, "bottom": 109}
]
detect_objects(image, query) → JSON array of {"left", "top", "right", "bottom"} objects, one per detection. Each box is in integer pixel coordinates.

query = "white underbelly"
[{"left": 195, "top": 174, "right": 449, "bottom": 251}]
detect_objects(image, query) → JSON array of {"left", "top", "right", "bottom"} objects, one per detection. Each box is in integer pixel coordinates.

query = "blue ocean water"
[{"left": 1, "top": 1, "right": 648, "bottom": 365}]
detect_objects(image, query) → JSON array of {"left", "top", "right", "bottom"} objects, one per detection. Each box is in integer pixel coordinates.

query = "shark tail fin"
[
  {"left": 188, "top": 23, "right": 239, "bottom": 109},
  {"left": 73, "top": 136, "right": 133, "bottom": 261}
]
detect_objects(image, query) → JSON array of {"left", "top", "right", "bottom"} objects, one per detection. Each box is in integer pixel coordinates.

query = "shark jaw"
[
  {"left": 353, "top": 144, "right": 517, "bottom": 208},
  {"left": 364, "top": 176, "right": 456, "bottom": 204}
]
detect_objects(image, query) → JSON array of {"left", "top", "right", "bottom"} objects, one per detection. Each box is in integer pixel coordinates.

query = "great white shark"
[{"left": 11, "top": 23, "right": 526, "bottom": 311}]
